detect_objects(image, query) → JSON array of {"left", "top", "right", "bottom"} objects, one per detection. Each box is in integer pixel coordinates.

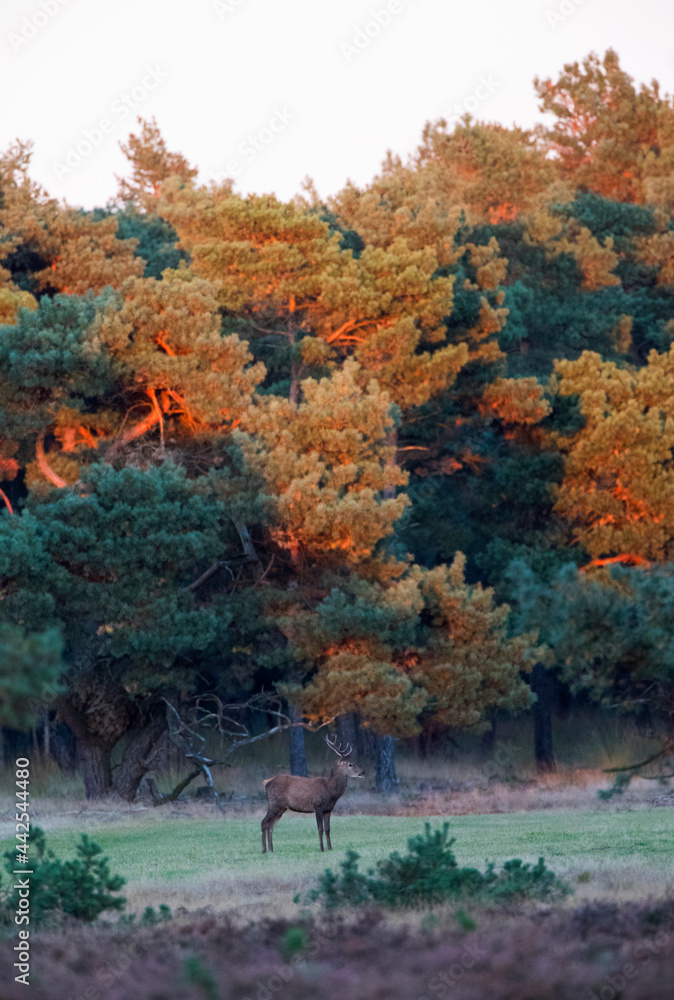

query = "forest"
[{"left": 2, "top": 47, "right": 674, "bottom": 804}]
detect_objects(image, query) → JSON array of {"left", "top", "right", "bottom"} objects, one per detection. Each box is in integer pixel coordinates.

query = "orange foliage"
[{"left": 488, "top": 202, "right": 518, "bottom": 223}]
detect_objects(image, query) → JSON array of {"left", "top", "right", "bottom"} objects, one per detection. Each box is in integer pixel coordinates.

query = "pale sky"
[{"left": 2, "top": 0, "right": 673, "bottom": 209}]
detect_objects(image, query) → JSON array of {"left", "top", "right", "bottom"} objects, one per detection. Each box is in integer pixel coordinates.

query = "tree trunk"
[
  {"left": 288, "top": 702, "right": 308, "bottom": 777},
  {"left": 418, "top": 727, "right": 433, "bottom": 759},
  {"left": 50, "top": 723, "right": 79, "bottom": 773},
  {"left": 0, "top": 726, "right": 4, "bottom": 769},
  {"left": 113, "top": 705, "right": 168, "bottom": 802},
  {"left": 354, "top": 716, "right": 377, "bottom": 760},
  {"left": 337, "top": 713, "right": 358, "bottom": 753},
  {"left": 232, "top": 518, "right": 262, "bottom": 576},
  {"left": 54, "top": 695, "right": 119, "bottom": 798},
  {"left": 375, "top": 735, "right": 398, "bottom": 793},
  {"left": 531, "top": 662, "right": 556, "bottom": 773},
  {"left": 78, "top": 740, "right": 113, "bottom": 798},
  {"left": 481, "top": 710, "right": 497, "bottom": 755},
  {"left": 43, "top": 710, "right": 50, "bottom": 761}
]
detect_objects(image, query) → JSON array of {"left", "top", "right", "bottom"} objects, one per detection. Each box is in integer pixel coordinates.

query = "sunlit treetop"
[
  {"left": 0, "top": 142, "right": 144, "bottom": 298},
  {"left": 0, "top": 140, "right": 61, "bottom": 295},
  {"left": 160, "top": 181, "right": 468, "bottom": 412},
  {"left": 535, "top": 48, "right": 674, "bottom": 208},
  {"left": 116, "top": 116, "right": 198, "bottom": 208},
  {"left": 321, "top": 152, "right": 464, "bottom": 268},
  {"left": 414, "top": 118, "right": 556, "bottom": 224}
]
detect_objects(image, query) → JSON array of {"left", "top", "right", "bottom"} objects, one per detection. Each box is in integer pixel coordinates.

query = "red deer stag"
[{"left": 261, "top": 735, "right": 365, "bottom": 853}]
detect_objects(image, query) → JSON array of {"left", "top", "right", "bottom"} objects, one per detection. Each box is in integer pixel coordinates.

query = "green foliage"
[
  {"left": 120, "top": 903, "right": 172, "bottom": 926},
  {"left": 113, "top": 206, "right": 185, "bottom": 278},
  {"left": 454, "top": 908, "right": 477, "bottom": 931},
  {"left": 183, "top": 955, "right": 218, "bottom": 1000},
  {"left": 281, "top": 925, "right": 309, "bottom": 958},
  {"left": 1, "top": 828, "right": 126, "bottom": 923},
  {"left": 302, "top": 823, "right": 571, "bottom": 909},
  {"left": 0, "top": 461, "right": 231, "bottom": 675},
  {"left": 564, "top": 192, "right": 656, "bottom": 245},
  {"left": 597, "top": 772, "right": 633, "bottom": 800},
  {"left": 0, "top": 291, "right": 117, "bottom": 440},
  {"left": 508, "top": 560, "right": 674, "bottom": 717},
  {"left": 0, "top": 623, "right": 63, "bottom": 728}
]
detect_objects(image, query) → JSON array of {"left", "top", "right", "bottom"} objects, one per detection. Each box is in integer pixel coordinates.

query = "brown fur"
[{"left": 261, "top": 758, "right": 364, "bottom": 853}]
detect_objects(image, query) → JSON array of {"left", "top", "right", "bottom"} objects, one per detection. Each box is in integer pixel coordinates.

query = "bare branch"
[{"left": 158, "top": 695, "right": 337, "bottom": 805}]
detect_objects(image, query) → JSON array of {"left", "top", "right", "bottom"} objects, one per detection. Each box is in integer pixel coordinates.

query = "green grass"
[{"left": 3, "top": 809, "right": 673, "bottom": 916}]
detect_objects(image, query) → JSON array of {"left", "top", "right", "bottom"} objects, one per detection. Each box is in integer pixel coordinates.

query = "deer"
[{"left": 261, "top": 734, "right": 365, "bottom": 853}]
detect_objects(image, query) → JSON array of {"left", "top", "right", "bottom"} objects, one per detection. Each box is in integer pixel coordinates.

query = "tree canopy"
[{"left": 4, "top": 50, "right": 674, "bottom": 797}]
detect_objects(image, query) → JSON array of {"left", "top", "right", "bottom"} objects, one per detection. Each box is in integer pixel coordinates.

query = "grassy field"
[
  {"left": 2, "top": 797, "right": 673, "bottom": 999},
  {"left": 2, "top": 713, "right": 672, "bottom": 998},
  {"left": 4, "top": 806, "right": 673, "bottom": 919}
]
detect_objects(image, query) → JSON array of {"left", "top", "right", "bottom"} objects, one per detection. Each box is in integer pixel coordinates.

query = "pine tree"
[
  {"left": 534, "top": 49, "right": 674, "bottom": 206},
  {"left": 0, "top": 624, "right": 63, "bottom": 729},
  {"left": 0, "top": 461, "right": 238, "bottom": 798},
  {"left": 116, "top": 117, "right": 198, "bottom": 207},
  {"left": 160, "top": 183, "right": 468, "bottom": 410},
  {"left": 33, "top": 209, "right": 144, "bottom": 296},
  {"left": 237, "top": 360, "right": 408, "bottom": 570},
  {"left": 286, "top": 554, "right": 536, "bottom": 738},
  {"left": 552, "top": 347, "right": 674, "bottom": 564},
  {"left": 509, "top": 559, "right": 674, "bottom": 736}
]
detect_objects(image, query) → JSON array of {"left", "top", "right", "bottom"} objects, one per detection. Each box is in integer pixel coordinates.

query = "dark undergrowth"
[{"left": 0, "top": 899, "right": 673, "bottom": 999}]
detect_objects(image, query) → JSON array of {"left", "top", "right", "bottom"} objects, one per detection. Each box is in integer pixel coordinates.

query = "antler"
[{"left": 324, "top": 733, "right": 353, "bottom": 757}]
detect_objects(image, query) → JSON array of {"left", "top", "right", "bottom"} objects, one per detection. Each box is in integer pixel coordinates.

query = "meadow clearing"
[
  {"left": 2, "top": 801, "right": 673, "bottom": 918},
  {"left": 1, "top": 724, "right": 673, "bottom": 1000}
]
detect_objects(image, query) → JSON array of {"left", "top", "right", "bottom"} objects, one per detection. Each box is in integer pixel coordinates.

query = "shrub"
[
  {"left": 303, "top": 823, "right": 571, "bottom": 909},
  {"left": 1, "top": 827, "right": 126, "bottom": 923},
  {"left": 120, "top": 904, "right": 172, "bottom": 926},
  {"left": 281, "top": 925, "right": 309, "bottom": 958},
  {"left": 183, "top": 956, "right": 218, "bottom": 1000}
]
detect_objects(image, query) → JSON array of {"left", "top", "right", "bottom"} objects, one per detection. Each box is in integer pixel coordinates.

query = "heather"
[{"left": 0, "top": 902, "right": 673, "bottom": 1000}]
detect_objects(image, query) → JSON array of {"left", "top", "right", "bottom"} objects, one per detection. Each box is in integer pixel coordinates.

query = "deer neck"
[{"left": 329, "top": 764, "right": 349, "bottom": 794}]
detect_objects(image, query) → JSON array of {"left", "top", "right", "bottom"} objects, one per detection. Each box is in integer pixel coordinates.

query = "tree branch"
[
  {"left": 156, "top": 695, "right": 336, "bottom": 806},
  {"left": 36, "top": 431, "right": 67, "bottom": 488},
  {"left": 106, "top": 408, "right": 161, "bottom": 460},
  {"left": 0, "top": 487, "right": 13, "bottom": 514},
  {"left": 603, "top": 744, "right": 672, "bottom": 774}
]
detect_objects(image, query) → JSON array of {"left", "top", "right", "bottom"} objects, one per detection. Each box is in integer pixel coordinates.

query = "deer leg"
[
  {"left": 268, "top": 809, "right": 285, "bottom": 852},
  {"left": 315, "top": 809, "right": 325, "bottom": 852},
  {"left": 324, "top": 811, "right": 332, "bottom": 850},
  {"left": 261, "top": 811, "right": 271, "bottom": 854}
]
